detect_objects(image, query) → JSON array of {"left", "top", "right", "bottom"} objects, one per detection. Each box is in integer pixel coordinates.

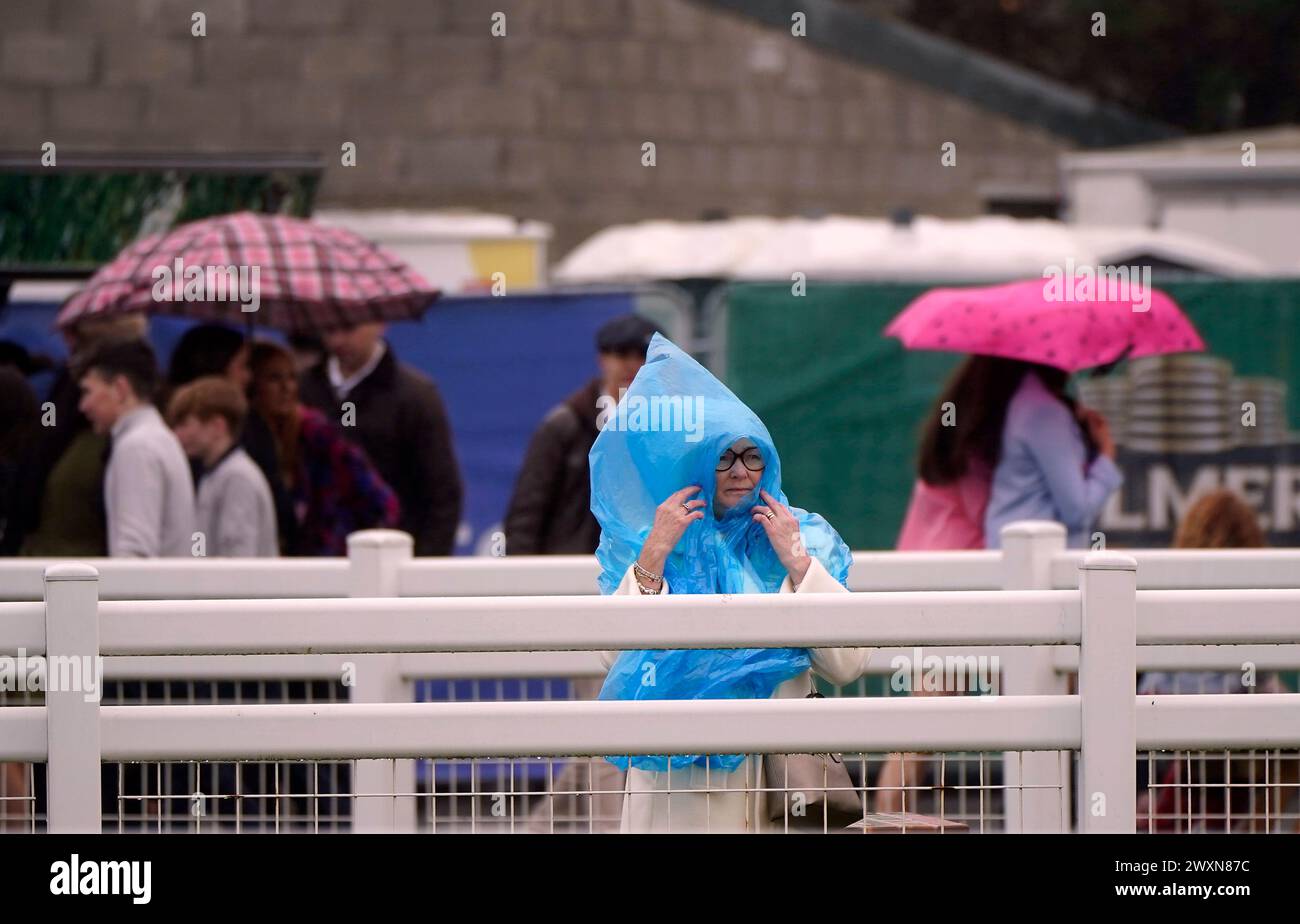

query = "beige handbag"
[{"left": 765, "top": 677, "right": 864, "bottom": 826}]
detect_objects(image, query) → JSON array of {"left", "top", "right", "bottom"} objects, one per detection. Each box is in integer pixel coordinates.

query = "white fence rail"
[
  {"left": 2, "top": 548, "right": 1300, "bottom": 834},
  {"left": 6, "top": 522, "right": 1300, "bottom": 602},
  {"left": 3, "top": 522, "right": 1299, "bottom": 834}
]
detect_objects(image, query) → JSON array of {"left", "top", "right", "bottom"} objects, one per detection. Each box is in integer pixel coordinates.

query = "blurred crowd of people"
[
  {"left": 0, "top": 310, "right": 1277, "bottom": 575},
  {"left": 0, "top": 312, "right": 660, "bottom": 563},
  {"left": 0, "top": 313, "right": 461, "bottom": 560}
]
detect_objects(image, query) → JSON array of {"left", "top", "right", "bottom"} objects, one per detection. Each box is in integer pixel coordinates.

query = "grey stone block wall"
[{"left": 0, "top": 0, "right": 1069, "bottom": 258}]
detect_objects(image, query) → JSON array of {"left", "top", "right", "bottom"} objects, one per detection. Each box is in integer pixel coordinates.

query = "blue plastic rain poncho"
[{"left": 590, "top": 333, "right": 852, "bottom": 772}]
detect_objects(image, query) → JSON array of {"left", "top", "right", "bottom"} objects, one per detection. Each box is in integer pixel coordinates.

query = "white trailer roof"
[{"left": 554, "top": 215, "right": 1270, "bottom": 283}]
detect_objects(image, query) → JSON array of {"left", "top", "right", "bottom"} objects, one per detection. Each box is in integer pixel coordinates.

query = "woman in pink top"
[
  {"left": 895, "top": 458, "right": 991, "bottom": 550},
  {"left": 895, "top": 356, "right": 1029, "bottom": 550}
]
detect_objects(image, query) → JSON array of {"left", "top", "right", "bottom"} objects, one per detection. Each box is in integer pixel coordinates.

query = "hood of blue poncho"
[{"left": 589, "top": 333, "right": 850, "bottom": 595}]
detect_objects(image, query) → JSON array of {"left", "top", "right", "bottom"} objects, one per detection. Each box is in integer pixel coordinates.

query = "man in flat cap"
[{"left": 504, "top": 313, "right": 660, "bottom": 555}]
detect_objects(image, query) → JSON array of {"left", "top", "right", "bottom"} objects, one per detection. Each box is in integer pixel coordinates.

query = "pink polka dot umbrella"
[{"left": 884, "top": 277, "right": 1204, "bottom": 372}]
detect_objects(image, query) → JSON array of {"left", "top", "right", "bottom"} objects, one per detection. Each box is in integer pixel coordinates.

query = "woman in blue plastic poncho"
[{"left": 591, "top": 334, "right": 873, "bottom": 833}]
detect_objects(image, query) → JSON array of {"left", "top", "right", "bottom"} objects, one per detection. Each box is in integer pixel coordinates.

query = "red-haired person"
[{"left": 249, "top": 341, "right": 399, "bottom": 556}]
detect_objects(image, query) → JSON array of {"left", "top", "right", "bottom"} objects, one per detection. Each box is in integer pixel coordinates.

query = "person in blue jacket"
[{"left": 983, "top": 360, "right": 1122, "bottom": 549}]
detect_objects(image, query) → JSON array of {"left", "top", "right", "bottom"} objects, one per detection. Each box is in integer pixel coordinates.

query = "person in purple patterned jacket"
[{"left": 249, "top": 341, "right": 399, "bottom": 556}]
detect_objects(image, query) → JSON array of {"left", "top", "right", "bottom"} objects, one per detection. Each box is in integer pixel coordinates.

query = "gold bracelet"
[
  {"left": 633, "top": 560, "right": 661, "bottom": 583},
  {"left": 635, "top": 579, "right": 662, "bottom": 595}
]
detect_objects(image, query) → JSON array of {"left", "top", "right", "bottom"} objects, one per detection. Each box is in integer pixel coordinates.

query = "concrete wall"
[{"left": 2, "top": 0, "right": 1071, "bottom": 258}]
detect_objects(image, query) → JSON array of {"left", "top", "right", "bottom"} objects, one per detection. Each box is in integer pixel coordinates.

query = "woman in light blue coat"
[{"left": 983, "top": 361, "right": 1122, "bottom": 549}]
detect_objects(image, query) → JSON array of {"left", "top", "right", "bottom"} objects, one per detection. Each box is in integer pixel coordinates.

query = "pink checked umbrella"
[
  {"left": 56, "top": 211, "right": 439, "bottom": 333},
  {"left": 884, "top": 277, "right": 1204, "bottom": 371}
]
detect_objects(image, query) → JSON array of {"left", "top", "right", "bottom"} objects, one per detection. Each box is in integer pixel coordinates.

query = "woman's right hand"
[
  {"left": 637, "top": 485, "right": 706, "bottom": 580},
  {"left": 1078, "top": 406, "right": 1116, "bottom": 460}
]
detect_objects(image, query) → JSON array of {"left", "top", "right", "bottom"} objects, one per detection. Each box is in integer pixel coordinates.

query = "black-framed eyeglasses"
[{"left": 716, "top": 447, "right": 765, "bottom": 472}]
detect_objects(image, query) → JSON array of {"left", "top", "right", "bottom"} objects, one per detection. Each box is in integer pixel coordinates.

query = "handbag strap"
[{"left": 805, "top": 673, "right": 843, "bottom": 763}]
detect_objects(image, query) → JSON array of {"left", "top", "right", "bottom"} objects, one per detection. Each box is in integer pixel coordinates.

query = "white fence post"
[
  {"left": 1078, "top": 551, "right": 1137, "bottom": 833},
  {"left": 999, "top": 520, "right": 1069, "bottom": 833},
  {"left": 43, "top": 563, "right": 102, "bottom": 833},
  {"left": 347, "top": 530, "right": 417, "bottom": 833}
]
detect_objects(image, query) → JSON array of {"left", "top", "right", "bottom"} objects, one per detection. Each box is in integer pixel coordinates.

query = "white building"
[{"left": 1060, "top": 126, "right": 1300, "bottom": 275}]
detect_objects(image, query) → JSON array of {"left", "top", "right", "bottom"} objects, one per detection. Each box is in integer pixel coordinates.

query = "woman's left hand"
[{"left": 752, "top": 489, "right": 812, "bottom": 585}]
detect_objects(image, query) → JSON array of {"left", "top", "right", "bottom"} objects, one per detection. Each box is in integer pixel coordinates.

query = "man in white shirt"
[
  {"left": 76, "top": 339, "right": 195, "bottom": 557},
  {"left": 168, "top": 375, "right": 278, "bottom": 557}
]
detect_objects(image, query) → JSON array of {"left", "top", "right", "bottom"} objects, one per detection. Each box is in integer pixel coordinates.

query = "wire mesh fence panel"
[
  {"left": 26, "top": 747, "right": 1300, "bottom": 835},
  {"left": 353, "top": 671, "right": 1020, "bottom": 833},
  {"left": 8, "top": 669, "right": 1300, "bottom": 834},
  {"left": 405, "top": 750, "right": 1014, "bottom": 834},
  {"left": 850, "top": 752, "right": 1009, "bottom": 833},
  {"left": 423, "top": 756, "right": 625, "bottom": 834},
  {"left": 414, "top": 675, "right": 592, "bottom": 831},
  {"left": 818, "top": 668, "right": 1013, "bottom": 831},
  {"left": 0, "top": 688, "right": 44, "bottom": 833},
  {"left": 100, "top": 677, "right": 349, "bottom": 833},
  {"left": 86, "top": 749, "right": 1021, "bottom": 834},
  {"left": 107, "top": 761, "right": 351, "bottom": 833},
  {"left": 0, "top": 762, "right": 42, "bottom": 833},
  {"left": 16, "top": 745, "right": 1300, "bottom": 835},
  {"left": 1139, "top": 749, "right": 1300, "bottom": 834}
]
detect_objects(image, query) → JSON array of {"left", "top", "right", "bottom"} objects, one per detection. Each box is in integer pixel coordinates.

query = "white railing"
[
  {"left": 8, "top": 522, "right": 1299, "bottom": 684},
  {"left": 7, "top": 524, "right": 1298, "bottom": 680},
  {"left": 3, "top": 522, "right": 1299, "bottom": 834},
  {"left": 7, "top": 521, "right": 1300, "bottom": 601},
  {"left": 3, "top": 550, "right": 1300, "bottom": 834}
]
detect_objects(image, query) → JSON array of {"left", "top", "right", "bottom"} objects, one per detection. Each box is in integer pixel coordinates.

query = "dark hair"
[
  {"left": 0, "top": 367, "right": 39, "bottom": 461},
  {"left": 0, "top": 340, "right": 54, "bottom": 376},
  {"left": 596, "top": 314, "right": 660, "bottom": 356},
  {"left": 74, "top": 339, "right": 159, "bottom": 402},
  {"left": 917, "top": 356, "right": 1074, "bottom": 485},
  {"left": 249, "top": 339, "right": 295, "bottom": 378},
  {"left": 287, "top": 331, "right": 324, "bottom": 354},
  {"left": 168, "top": 324, "right": 245, "bottom": 387}
]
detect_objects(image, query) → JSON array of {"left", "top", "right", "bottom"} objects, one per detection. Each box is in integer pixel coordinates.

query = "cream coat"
[{"left": 602, "top": 558, "right": 872, "bottom": 833}]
